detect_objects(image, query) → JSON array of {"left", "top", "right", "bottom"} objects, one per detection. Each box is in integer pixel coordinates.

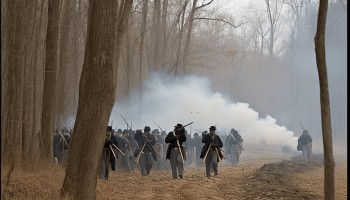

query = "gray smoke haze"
[{"left": 110, "top": 72, "right": 298, "bottom": 149}]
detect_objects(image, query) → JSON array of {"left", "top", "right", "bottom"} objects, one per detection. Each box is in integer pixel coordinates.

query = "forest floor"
[{"left": 1, "top": 146, "right": 347, "bottom": 200}]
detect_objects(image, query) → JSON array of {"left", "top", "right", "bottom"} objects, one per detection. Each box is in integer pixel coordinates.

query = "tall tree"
[
  {"left": 138, "top": 0, "right": 148, "bottom": 114},
  {"left": 40, "top": 0, "right": 60, "bottom": 160},
  {"left": 61, "top": 0, "right": 133, "bottom": 199},
  {"left": 314, "top": 0, "right": 334, "bottom": 199},
  {"left": 182, "top": 0, "right": 213, "bottom": 70},
  {"left": 152, "top": 0, "right": 161, "bottom": 70}
]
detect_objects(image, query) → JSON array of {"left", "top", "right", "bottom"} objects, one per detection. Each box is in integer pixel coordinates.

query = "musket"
[
  {"left": 202, "top": 141, "right": 212, "bottom": 164},
  {"left": 173, "top": 130, "right": 185, "bottom": 163},
  {"left": 141, "top": 132, "right": 162, "bottom": 159},
  {"left": 120, "top": 114, "right": 131, "bottom": 130},
  {"left": 174, "top": 122, "right": 193, "bottom": 163},
  {"left": 109, "top": 145, "right": 117, "bottom": 158},
  {"left": 107, "top": 134, "right": 125, "bottom": 156},
  {"left": 110, "top": 142, "right": 125, "bottom": 156},
  {"left": 229, "top": 133, "right": 244, "bottom": 151},
  {"left": 153, "top": 120, "right": 165, "bottom": 132},
  {"left": 135, "top": 140, "right": 147, "bottom": 163},
  {"left": 298, "top": 121, "right": 305, "bottom": 131}
]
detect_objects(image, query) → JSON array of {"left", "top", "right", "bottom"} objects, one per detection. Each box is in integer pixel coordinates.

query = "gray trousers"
[
  {"left": 120, "top": 153, "right": 131, "bottom": 172},
  {"left": 230, "top": 145, "right": 241, "bottom": 166},
  {"left": 139, "top": 152, "right": 153, "bottom": 176},
  {"left": 170, "top": 148, "right": 184, "bottom": 179},
  {"left": 205, "top": 149, "right": 218, "bottom": 177},
  {"left": 99, "top": 151, "right": 109, "bottom": 180},
  {"left": 302, "top": 145, "right": 312, "bottom": 160}
]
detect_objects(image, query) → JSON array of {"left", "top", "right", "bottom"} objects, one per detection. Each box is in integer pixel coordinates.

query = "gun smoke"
[{"left": 110, "top": 73, "right": 298, "bottom": 150}]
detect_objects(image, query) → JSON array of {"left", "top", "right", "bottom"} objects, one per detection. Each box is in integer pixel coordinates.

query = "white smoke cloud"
[{"left": 110, "top": 72, "right": 298, "bottom": 149}]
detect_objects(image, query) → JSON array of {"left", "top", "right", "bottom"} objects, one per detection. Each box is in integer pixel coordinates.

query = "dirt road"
[{"left": 1, "top": 148, "right": 347, "bottom": 199}]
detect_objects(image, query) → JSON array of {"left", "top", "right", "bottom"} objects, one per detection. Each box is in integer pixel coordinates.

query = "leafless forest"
[{"left": 1, "top": 0, "right": 346, "bottom": 199}]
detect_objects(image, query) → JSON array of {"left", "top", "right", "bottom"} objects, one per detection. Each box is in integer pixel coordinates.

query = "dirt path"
[{"left": 1, "top": 151, "right": 347, "bottom": 199}]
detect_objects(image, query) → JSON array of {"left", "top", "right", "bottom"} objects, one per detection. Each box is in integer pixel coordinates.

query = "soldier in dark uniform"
[
  {"left": 184, "top": 130, "right": 194, "bottom": 168},
  {"left": 224, "top": 128, "right": 244, "bottom": 166},
  {"left": 128, "top": 129, "right": 139, "bottom": 170},
  {"left": 192, "top": 132, "right": 202, "bottom": 169},
  {"left": 134, "top": 126, "right": 157, "bottom": 176},
  {"left": 152, "top": 129, "right": 164, "bottom": 171},
  {"left": 53, "top": 128, "right": 70, "bottom": 166},
  {"left": 119, "top": 129, "right": 132, "bottom": 172},
  {"left": 297, "top": 130, "right": 313, "bottom": 160},
  {"left": 99, "top": 126, "right": 119, "bottom": 180},
  {"left": 200, "top": 126, "right": 223, "bottom": 177},
  {"left": 161, "top": 131, "right": 170, "bottom": 170},
  {"left": 165, "top": 123, "right": 187, "bottom": 179}
]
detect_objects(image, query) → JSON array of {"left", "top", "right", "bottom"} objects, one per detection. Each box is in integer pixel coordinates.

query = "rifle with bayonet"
[
  {"left": 174, "top": 122, "right": 193, "bottom": 163},
  {"left": 134, "top": 130, "right": 162, "bottom": 162},
  {"left": 229, "top": 133, "right": 244, "bottom": 151},
  {"left": 106, "top": 133, "right": 125, "bottom": 157},
  {"left": 202, "top": 128, "right": 225, "bottom": 164}
]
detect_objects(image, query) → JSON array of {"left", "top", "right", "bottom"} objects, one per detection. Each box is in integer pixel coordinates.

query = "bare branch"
[
  {"left": 196, "top": 0, "right": 214, "bottom": 10},
  {"left": 194, "top": 17, "right": 246, "bottom": 28}
]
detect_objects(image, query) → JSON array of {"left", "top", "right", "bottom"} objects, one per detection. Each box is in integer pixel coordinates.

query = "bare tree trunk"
[
  {"left": 40, "top": 0, "right": 60, "bottom": 161},
  {"left": 152, "top": 0, "right": 161, "bottom": 71},
  {"left": 160, "top": 0, "right": 168, "bottom": 68},
  {"left": 56, "top": 0, "right": 75, "bottom": 130},
  {"left": 173, "top": 0, "right": 190, "bottom": 77},
  {"left": 314, "top": 0, "right": 334, "bottom": 199},
  {"left": 138, "top": 0, "right": 148, "bottom": 115},
  {"left": 182, "top": 0, "right": 213, "bottom": 70},
  {"left": 61, "top": 0, "right": 133, "bottom": 199}
]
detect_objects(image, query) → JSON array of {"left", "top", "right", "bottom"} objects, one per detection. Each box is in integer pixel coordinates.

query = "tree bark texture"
[
  {"left": 61, "top": 0, "right": 133, "bottom": 199},
  {"left": 314, "top": 0, "right": 334, "bottom": 199},
  {"left": 40, "top": 0, "right": 60, "bottom": 161}
]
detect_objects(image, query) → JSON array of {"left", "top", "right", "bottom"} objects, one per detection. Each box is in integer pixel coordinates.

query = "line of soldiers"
[
  {"left": 54, "top": 123, "right": 313, "bottom": 180},
  {"left": 98, "top": 124, "right": 246, "bottom": 180}
]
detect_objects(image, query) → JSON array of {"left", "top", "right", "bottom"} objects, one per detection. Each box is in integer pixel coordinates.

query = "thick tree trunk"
[
  {"left": 182, "top": 0, "right": 198, "bottom": 71},
  {"left": 138, "top": 0, "right": 148, "bottom": 114},
  {"left": 314, "top": 0, "right": 334, "bottom": 199},
  {"left": 160, "top": 0, "right": 168, "bottom": 68},
  {"left": 40, "top": 0, "right": 60, "bottom": 161},
  {"left": 56, "top": 0, "right": 75, "bottom": 130},
  {"left": 152, "top": 0, "right": 161, "bottom": 71},
  {"left": 61, "top": 1, "right": 133, "bottom": 199}
]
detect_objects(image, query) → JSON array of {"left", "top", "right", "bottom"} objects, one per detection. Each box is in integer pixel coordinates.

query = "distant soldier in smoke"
[
  {"left": 192, "top": 132, "right": 202, "bottom": 168},
  {"left": 152, "top": 129, "right": 164, "bottom": 171},
  {"left": 119, "top": 129, "right": 132, "bottom": 172},
  {"left": 53, "top": 128, "right": 70, "bottom": 166},
  {"left": 297, "top": 130, "right": 312, "bottom": 160},
  {"left": 184, "top": 130, "right": 194, "bottom": 168},
  {"left": 201, "top": 126, "right": 224, "bottom": 177},
  {"left": 134, "top": 126, "right": 157, "bottom": 176},
  {"left": 224, "top": 128, "right": 244, "bottom": 166},
  {"left": 161, "top": 131, "right": 170, "bottom": 170},
  {"left": 99, "top": 126, "right": 119, "bottom": 180},
  {"left": 165, "top": 123, "right": 187, "bottom": 179}
]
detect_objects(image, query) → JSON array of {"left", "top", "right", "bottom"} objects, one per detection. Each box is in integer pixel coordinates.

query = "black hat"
[
  {"left": 303, "top": 130, "right": 308, "bottom": 134},
  {"left": 107, "top": 126, "right": 113, "bottom": 132},
  {"left": 122, "top": 129, "right": 129, "bottom": 134},
  {"left": 136, "top": 129, "right": 142, "bottom": 134},
  {"left": 174, "top": 123, "right": 183, "bottom": 128},
  {"left": 144, "top": 126, "right": 151, "bottom": 131},
  {"left": 209, "top": 126, "right": 216, "bottom": 131}
]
